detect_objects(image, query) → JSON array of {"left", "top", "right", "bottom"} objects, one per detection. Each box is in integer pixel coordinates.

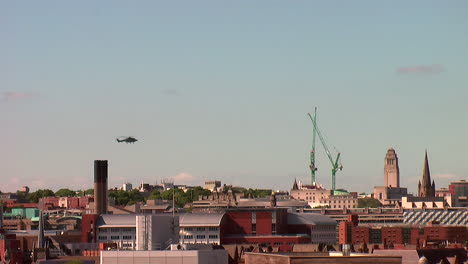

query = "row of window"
[
  {"left": 330, "top": 200, "right": 356, "bottom": 203},
  {"left": 300, "top": 196, "right": 325, "bottom": 200},
  {"left": 251, "top": 224, "right": 276, "bottom": 234},
  {"left": 295, "top": 191, "right": 327, "bottom": 195},
  {"left": 311, "top": 225, "right": 335, "bottom": 230},
  {"left": 332, "top": 205, "right": 356, "bottom": 208},
  {"left": 183, "top": 227, "right": 218, "bottom": 231},
  {"left": 99, "top": 227, "right": 134, "bottom": 233},
  {"left": 258, "top": 241, "right": 295, "bottom": 246},
  {"left": 183, "top": 234, "right": 219, "bottom": 239},
  {"left": 98, "top": 235, "right": 133, "bottom": 240}
]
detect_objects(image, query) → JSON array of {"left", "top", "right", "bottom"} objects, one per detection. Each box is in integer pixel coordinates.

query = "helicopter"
[{"left": 116, "top": 136, "right": 138, "bottom": 144}]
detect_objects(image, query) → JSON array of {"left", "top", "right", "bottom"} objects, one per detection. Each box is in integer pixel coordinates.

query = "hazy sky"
[{"left": 2, "top": 1, "right": 467, "bottom": 194}]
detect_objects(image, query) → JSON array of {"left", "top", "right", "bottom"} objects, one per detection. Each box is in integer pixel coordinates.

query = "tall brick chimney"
[{"left": 94, "top": 160, "right": 108, "bottom": 215}]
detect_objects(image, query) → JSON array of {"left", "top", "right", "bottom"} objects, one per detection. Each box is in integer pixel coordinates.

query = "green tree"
[
  {"left": 84, "top": 188, "right": 94, "bottom": 195},
  {"left": 55, "top": 188, "right": 77, "bottom": 197},
  {"left": 187, "top": 187, "right": 211, "bottom": 201},
  {"left": 243, "top": 188, "right": 272, "bottom": 198},
  {"left": 127, "top": 189, "right": 145, "bottom": 205},
  {"left": 15, "top": 191, "right": 28, "bottom": 203},
  {"left": 109, "top": 190, "right": 129, "bottom": 205},
  {"left": 358, "top": 198, "right": 381, "bottom": 208},
  {"left": 27, "top": 189, "right": 55, "bottom": 203},
  {"left": 148, "top": 190, "right": 162, "bottom": 200},
  {"left": 109, "top": 189, "right": 145, "bottom": 206},
  {"left": 158, "top": 188, "right": 201, "bottom": 208}
]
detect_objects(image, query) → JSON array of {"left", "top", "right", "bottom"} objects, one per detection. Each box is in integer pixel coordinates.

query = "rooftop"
[
  {"left": 97, "top": 214, "right": 136, "bottom": 227},
  {"left": 288, "top": 213, "right": 337, "bottom": 226},
  {"left": 179, "top": 213, "right": 225, "bottom": 227}
]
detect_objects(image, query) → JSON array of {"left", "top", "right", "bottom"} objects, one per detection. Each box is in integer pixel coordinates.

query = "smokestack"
[
  {"left": 0, "top": 202, "right": 3, "bottom": 230},
  {"left": 37, "top": 209, "right": 45, "bottom": 248},
  {"left": 94, "top": 160, "right": 108, "bottom": 215}
]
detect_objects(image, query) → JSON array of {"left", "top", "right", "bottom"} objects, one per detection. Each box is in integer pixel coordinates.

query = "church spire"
[
  {"left": 419, "top": 150, "right": 435, "bottom": 197},
  {"left": 292, "top": 178, "right": 299, "bottom": 190}
]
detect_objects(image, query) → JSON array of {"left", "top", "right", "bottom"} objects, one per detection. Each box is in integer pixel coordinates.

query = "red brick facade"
[
  {"left": 339, "top": 220, "right": 467, "bottom": 245},
  {"left": 222, "top": 208, "right": 312, "bottom": 251},
  {"left": 0, "top": 232, "right": 23, "bottom": 264},
  {"left": 42, "top": 196, "right": 93, "bottom": 210},
  {"left": 81, "top": 214, "right": 99, "bottom": 243}
]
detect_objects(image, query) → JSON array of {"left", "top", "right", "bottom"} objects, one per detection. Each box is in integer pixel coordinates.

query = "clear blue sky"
[{"left": 2, "top": 1, "right": 467, "bottom": 194}]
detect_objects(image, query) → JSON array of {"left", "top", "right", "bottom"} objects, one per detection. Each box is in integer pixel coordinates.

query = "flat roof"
[{"left": 288, "top": 213, "right": 337, "bottom": 225}]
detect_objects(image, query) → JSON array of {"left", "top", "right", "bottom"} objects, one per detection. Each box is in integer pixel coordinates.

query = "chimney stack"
[
  {"left": 0, "top": 203, "right": 3, "bottom": 230},
  {"left": 94, "top": 160, "right": 108, "bottom": 215}
]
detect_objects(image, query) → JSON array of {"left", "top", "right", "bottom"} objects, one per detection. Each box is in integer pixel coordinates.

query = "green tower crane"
[
  {"left": 308, "top": 109, "right": 343, "bottom": 191},
  {"left": 308, "top": 108, "right": 318, "bottom": 185}
]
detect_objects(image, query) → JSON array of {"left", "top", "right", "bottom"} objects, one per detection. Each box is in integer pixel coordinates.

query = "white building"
[
  {"left": 290, "top": 180, "right": 336, "bottom": 208},
  {"left": 400, "top": 196, "right": 451, "bottom": 209},
  {"left": 122, "top": 183, "right": 132, "bottom": 192},
  {"left": 204, "top": 181, "right": 221, "bottom": 192},
  {"left": 101, "top": 249, "right": 228, "bottom": 264},
  {"left": 323, "top": 195, "right": 358, "bottom": 209},
  {"left": 96, "top": 214, "right": 179, "bottom": 250},
  {"left": 179, "top": 213, "right": 224, "bottom": 245}
]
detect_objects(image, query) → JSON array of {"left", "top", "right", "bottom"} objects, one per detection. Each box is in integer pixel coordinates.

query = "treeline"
[
  {"left": 106, "top": 187, "right": 212, "bottom": 207},
  {"left": 357, "top": 197, "right": 382, "bottom": 208},
  {"left": 15, "top": 188, "right": 92, "bottom": 203},
  {"left": 9, "top": 186, "right": 275, "bottom": 208},
  {"left": 241, "top": 188, "right": 273, "bottom": 198}
]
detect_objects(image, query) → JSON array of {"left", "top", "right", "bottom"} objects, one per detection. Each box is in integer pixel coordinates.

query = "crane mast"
[
  {"left": 308, "top": 109, "right": 343, "bottom": 191},
  {"left": 308, "top": 107, "right": 318, "bottom": 185}
]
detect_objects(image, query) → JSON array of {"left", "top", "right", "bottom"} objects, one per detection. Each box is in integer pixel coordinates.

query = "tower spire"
[
  {"left": 292, "top": 178, "right": 299, "bottom": 190},
  {"left": 419, "top": 151, "right": 435, "bottom": 197}
]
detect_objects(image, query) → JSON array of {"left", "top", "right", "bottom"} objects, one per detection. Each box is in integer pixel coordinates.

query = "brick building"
[
  {"left": 82, "top": 209, "right": 337, "bottom": 251},
  {"left": 42, "top": 197, "right": 60, "bottom": 209},
  {"left": 339, "top": 215, "right": 467, "bottom": 246},
  {"left": 449, "top": 180, "right": 468, "bottom": 207},
  {"left": 42, "top": 196, "right": 93, "bottom": 210},
  {"left": 221, "top": 208, "right": 336, "bottom": 251},
  {"left": 0, "top": 232, "right": 23, "bottom": 264}
]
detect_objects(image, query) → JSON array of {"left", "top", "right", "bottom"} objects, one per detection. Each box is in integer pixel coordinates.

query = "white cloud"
[
  {"left": 173, "top": 172, "right": 196, "bottom": 184},
  {"left": 0, "top": 177, "right": 21, "bottom": 192}
]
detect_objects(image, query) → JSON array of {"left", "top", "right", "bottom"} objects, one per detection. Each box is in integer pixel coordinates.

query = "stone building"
[
  {"left": 290, "top": 180, "right": 331, "bottom": 208},
  {"left": 322, "top": 194, "right": 358, "bottom": 209},
  {"left": 204, "top": 181, "right": 221, "bottom": 192},
  {"left": 384, "top": 148, "right": 400, "bottom": 188},
  {"left": 373, "top": 148, "right": 408, "bottom": 206},
  {"left": 291, "top": 180, "right": 357, "bottom": 209}
]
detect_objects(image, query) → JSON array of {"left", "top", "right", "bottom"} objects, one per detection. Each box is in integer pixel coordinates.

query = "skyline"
[{"left": 2, "top": 1, "right": 467, "bottom": 194}]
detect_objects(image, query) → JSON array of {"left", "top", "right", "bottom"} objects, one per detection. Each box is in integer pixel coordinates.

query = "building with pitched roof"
[
  {"left": 82, "top": 214, "right": 179, "bottom": 250},
  {"left": 179, "top": 213, "right": 225, "bottom": 245}
]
